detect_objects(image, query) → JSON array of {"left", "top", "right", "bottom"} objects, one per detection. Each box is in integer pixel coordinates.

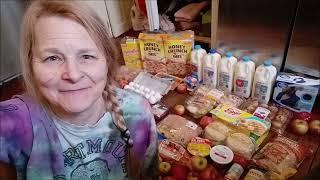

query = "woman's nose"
[{"left": 61, "top": 60, "right": 84, "bottom": 83}]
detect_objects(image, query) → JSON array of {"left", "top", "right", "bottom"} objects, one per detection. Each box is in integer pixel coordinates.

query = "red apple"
[
  {"left": 177, "top": 83, "right": 188, "bottom": 94},
  {"left": 199, "top": 116, "right": 214, "bottom": 129},
  {"left": 191, "top": 156, "right": 208, "bottom": 171},
  {"left": 291, "top": 119, "right": 309, "bottom": 135},
  {"left": 170, "top": 164, "right": 189, "bottom": 180},
  {"left": 174, "top": 105, "right": 185, "bottom": 115},
  {"left": 309, "top": 120, "right": 320, "bottom": 135},
  {"left": 199, "top": 165, "right": 218, "bottom": 180},
  {"left": 159, "top": 162, "right": 171, "bottom": 174}
]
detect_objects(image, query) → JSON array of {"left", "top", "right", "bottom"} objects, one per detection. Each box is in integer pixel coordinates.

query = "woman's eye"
[
  {"left": 44, "top": 55, "right": 60, "bottom": 62},
  {"left": 82, "top": 54, "right": 96, "bottom": 60}
]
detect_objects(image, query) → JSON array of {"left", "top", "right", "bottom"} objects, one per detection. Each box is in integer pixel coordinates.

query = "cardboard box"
[
  {"left": 120, "top": 37, "right": 143, "bottom": 69},
  {"left": 273, "top": 73, "right": 320, "bottom": 113}
]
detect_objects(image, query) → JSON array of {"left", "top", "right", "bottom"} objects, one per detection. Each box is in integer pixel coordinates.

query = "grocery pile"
[{"left": 118, "top": 31, "right": 320, "bottom": 179}]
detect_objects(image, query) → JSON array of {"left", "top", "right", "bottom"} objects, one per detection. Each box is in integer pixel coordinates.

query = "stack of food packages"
[{"left": 156, "top": 85, "right": 311, "bottom": 180}]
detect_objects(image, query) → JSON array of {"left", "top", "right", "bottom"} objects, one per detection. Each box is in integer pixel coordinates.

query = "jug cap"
[
  {"left": 226, "top": 52, "right": 233, "bottom": 58},
  {"left": 263, "top": 60, "right": 272, "bottom": 66},
  {"left": 209, "top": 48, "right": 217, "bottom": 54},
  {"left": 242, "top": 56, "right": 251, "bottom": 62},
  {"left": 194, "top": 45, "right": 202, "bottom": 50}
]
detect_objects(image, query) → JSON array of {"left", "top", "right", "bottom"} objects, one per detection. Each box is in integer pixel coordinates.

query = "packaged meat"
[
  {"left": 139, "top": 33, "right": 166, "bottom": 74},
  {"left": 159, "top": 139, "right": 192, "bottom": 169},
  {"left": 252, "top": 136, "right": 309, "bottom": 178},
  {"left": 204, "top": 121, "right": 232, "bottom": 143},
  {"left": 210, "top": 104, "right": 271, "bottom": 145},
  {"left": 157, "top": 114, "right": 203, "bottom": 145},
  {"left": 225, "top": 133, "right": 256, "bottom": 159}
]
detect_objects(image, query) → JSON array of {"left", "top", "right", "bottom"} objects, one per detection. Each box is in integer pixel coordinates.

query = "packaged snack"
[
  {"left": 157, "top": 114, "right": 203, "bottom": 145},
  {"left": 252, "top": 136, "right": 309, "bottom": 177},
  {"left": 187, "top": 137, "right": 212, "bottom": 157},
  {"left": 244, "top": 168, "right": 266, "bottom": 180},
  {"left": 210, "top": 104, "right": 271, "bottom": 144},
  {"left": 120, "top": 37, "right": 143, "bottom": 69},
  {"left": 271, "top": 107, "right": 293, "bottom": 134},
  {"left": 225, "top": 133, "right": 256, "bottom": 159},
  {"left": 164, "top": 31, "right": 194, "bottom": 77},
  {"left": 204, "top": 121, "right": 231, "bottom": 143},
  {"left": 185, "top": 86, "right": 218, "bottom": 118},
  {"left": 139, "top": 33, "right": 166, "bottom": 74},
  {"left": 151, "top": 103, "right": 169, "bottom": 121},
  {"left": 159, "top": 139, "right": 192, "bottom": 169}
]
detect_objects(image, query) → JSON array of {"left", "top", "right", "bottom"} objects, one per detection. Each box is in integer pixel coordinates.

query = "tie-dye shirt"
[{"left": 0, "top": 88, "right": 158, "bottom": 180}]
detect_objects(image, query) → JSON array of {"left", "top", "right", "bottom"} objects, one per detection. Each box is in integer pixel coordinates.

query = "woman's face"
[{"left": 32, "top": 16, "right": 108, "bottom": 116}]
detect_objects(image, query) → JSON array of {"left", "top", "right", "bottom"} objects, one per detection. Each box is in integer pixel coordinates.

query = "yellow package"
[
  {"left": 138, "top": 33, "right": 166, "bottom": 74},
  {"left": 120, "top": 37, "right": 143, "bottom": 69},
  {"left": 210, "top": 104, "right": 271, "bottom": 144},
  {"left": 164, "top": 31, "right": 194, "bottom": 77}
]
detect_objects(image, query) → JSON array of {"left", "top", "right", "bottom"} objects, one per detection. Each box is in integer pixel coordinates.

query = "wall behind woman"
[{"left": 0, "top": 0, "right": 26, "bottom": 83}]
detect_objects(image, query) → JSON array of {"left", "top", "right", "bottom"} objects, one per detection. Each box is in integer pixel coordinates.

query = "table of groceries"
[
  {"left": 156, "top": 90, "right": 319, "bottom": 180},
  {"left": 119, "top": 31, "right": 320, "bottom": 180}
]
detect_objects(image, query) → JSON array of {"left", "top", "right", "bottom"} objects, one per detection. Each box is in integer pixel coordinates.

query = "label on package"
[
  {"left": 186, "top": 121, "right": 198, "bottom": 130},
  {"left": 254, "top": 82, "right": 269, "bottom": 101},
  {"left": 219, "top": 72, "right": 231, "bottom": 89},
  {"left": 187, "top": 137, "right": 212, "bottom": 157},
  {"left": 253, "top": 107, "right": 271, "bottom": 121},
  {"left": 235, "top": 77, "right": 249, "bottom": 96}
]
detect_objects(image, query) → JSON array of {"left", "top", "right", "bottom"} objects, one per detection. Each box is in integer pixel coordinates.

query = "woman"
[{"left": 0, "top": 1, "right": 158, "bottom": 180}]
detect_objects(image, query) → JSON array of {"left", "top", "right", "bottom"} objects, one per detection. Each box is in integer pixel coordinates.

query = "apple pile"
[{"left": 290, "top": 112, "right": 320, "bottom": 136}]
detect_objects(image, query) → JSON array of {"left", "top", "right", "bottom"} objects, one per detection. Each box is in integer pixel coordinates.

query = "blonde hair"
[{"left": 20, "top": 0, "right": 143, "bottom": 179}]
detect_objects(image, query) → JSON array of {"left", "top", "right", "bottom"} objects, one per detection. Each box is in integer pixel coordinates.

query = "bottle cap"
[
  {"left": 225, "top": 52, "right": 233, "bottom": 58},
  {"left": 194, "top": 45, "right": 201, "bottom": 50},
  {"left": 242, "top": 56, "right": 251, "bottom": 62},
  {"left": 209, "top": 48, "right": 217, "bottom": 54},
  {"left": 263, "top": 60, "right": 272, "bottom": 66}
]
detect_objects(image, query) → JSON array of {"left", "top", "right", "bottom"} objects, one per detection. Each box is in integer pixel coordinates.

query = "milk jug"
[
  {"left": 203, "top": 48, "right": 221, "bottom": 88},
  {"left": 234, "top": 56, "right": 255, "bottom": 98},
  {"left": 218, "top": 52, "right": 237, "bottom": 92},
  {"left": 191, "top": 45, "right": 207, "bottom": 83},
  {"left": 252, "top": 60, "right": 277, "bottom": 104}
]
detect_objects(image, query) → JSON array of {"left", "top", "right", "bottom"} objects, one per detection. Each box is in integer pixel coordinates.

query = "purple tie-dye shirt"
[{"left": 0, "top": 89, "right": 158, "bottom": 180}]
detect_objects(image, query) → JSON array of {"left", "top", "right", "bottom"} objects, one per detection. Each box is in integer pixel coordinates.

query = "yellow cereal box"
[
  {"left": 164, "top": 31, "right": 194, "bottom": 77},
  {"left": 120, "top": 37, "right": 143, "bottom": 69},
  {"left": 138, "top": 33, "right": 166, "bottom": 74},
  {"left": 210, "top": 104, "right": 271, "bottom": 145}
]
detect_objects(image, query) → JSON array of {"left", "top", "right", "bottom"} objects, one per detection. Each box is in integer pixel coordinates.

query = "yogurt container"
[{"left": 210, "top": 145, "right": 234, "bottom": 165}]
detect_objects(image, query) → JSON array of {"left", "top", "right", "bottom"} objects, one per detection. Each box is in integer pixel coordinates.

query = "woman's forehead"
[{"left": 34, "top": 16, "right": 99, "bottom": 51}]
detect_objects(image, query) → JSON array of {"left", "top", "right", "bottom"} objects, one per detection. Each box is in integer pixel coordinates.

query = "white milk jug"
[
  {"left": 218, "top": 52, "right": 237, "bottom": 92},
  {"left": 234, "top": 56, "right": 255, "bottom": 98},
  {"left": 203, "top": 48, "right": 221, "bottom": 88},
  {"left": 191, "top": 45, "right": 207, "bottom": 83},
  {"left": 252, "top": 60, "right": 277, "bottom": 104}
]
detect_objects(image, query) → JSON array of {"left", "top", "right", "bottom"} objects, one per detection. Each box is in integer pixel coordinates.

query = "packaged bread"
[
  {"left": 225, "top": 133, "right": 256, "bottom": 159},
  {"left": 164, "top": 31, "right": 194, "bottom": 77},
  {"left": 204, "top": 121, "right": 232, "bottom": 143},
  {"left": 157, "top": 114, "right": 203, "bottom": 146},
  {"left": 139, "top": 33, "right": 166, "bottom": 74},
  {"left": 253, "top": 136, "right": 310, "bottom": 178}
]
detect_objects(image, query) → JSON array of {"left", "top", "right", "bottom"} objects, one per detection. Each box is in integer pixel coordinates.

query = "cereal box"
[
  {"left": 138, "top": 33, "right": 166, "bottom": 74},
  {"left": 120, "top": 37, "right": 143, "bottom": 69},
  {"left": 164, "top": 31, "right": 194, "bottom": 77},
  {"left": 210, "top": 104, "right": 271, "bottom": 144}
]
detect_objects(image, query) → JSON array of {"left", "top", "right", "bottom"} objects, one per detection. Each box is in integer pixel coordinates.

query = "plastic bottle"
[
  {"left": 218, "top": 52, "right": 237, "bottom": 93},
  {"left": 233, "top": 56, "right": 255, "bottom": 98},
  {"left": 190, "top": 45, "right": 207, "bottom": 83},
  {"left": 252, "top": 60, "right": 277, "bottom": 104},
  {"left": 202, "top": 48, "right": 221, "bottom": 88}
]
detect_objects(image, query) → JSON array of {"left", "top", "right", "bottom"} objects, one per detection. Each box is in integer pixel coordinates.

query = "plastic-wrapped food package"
[
  {"left": 219, "top": 94, "right": 244, "bottom": 108},
  {"left": 185, "top": 86, "right": 218, "bottom": 118},
  {"left": 225, "top": 133, "right": 256, "bottom": 159},
  {"left": 204, "top": 121, "right": 232, "bottom": 143},
  {"left": 253, "top": 136, "right": 310, "bottom": 178},
  {"left": 159, "top": 139, "right": 192, "bottom": 169},
  {"left": 240, "top": 98, "right": 293, "bottom": 134},
  {"left": 157, "top": 114, "right": 203, "bottom": 146}
]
